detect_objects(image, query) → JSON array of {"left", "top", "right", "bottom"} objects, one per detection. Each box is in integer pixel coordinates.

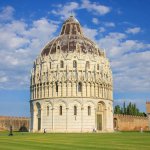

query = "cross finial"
[{"left": 70, "top": 11, "right": 74, "bottom": 17}]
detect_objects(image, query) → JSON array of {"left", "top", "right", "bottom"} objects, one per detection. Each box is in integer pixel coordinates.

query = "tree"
[
  {"left": 114, "top": 101, "right": 146, "bottom": 117},
  {"left": 114, "top": 105, "right": 121, "bottom": 114}
]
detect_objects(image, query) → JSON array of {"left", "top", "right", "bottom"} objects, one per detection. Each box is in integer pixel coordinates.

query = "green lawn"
[{"left": 0, "top": 132, "right": 150, "bottom": 150}]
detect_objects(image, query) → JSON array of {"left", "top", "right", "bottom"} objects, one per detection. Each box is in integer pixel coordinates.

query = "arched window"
[
  {"left": 97, "top": 64, "right": 99, "bottom": 70},
  {"left": 78, "top": 82, "right": 82, "bottom": 92},
  {"left": 59, "top": 106, "right": 62, "bottom": 115},
  {"left": 73, "top": 60, "right": 77, "bottom": 68},
  {"left": 88, "top": 106, "right": 91, "bottom": 116},
  {"left": 74, "top": 106, "right": 77, "bottom": 115},
  {"left": 60, "top": 60, "right": 64, "bottom": 68},
  {"left": 86, "top": 61, "right": 90, "bottom": 69},
  {"left": 47, "top": 106, "right": 49, "bottom": 116},
  {"left": 55, "top": 82, "right": 58, "bottom": 92}
]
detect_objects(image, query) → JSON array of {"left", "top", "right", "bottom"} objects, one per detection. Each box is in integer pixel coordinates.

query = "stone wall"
[
  {"left": 146, "top": 102, "right": 150, "bottom": 129},
  {"left": 113, "top": 114, "right": 149, "bottom": 131},
  {"left": 0, "top": 116, "right": 29, "bottom": 131}
]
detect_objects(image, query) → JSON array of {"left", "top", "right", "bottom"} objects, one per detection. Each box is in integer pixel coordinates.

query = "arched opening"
[
  {"left": 78, "top": 82, "right": 82, "bottom": 92},
  {"left": 73, "top": 60, "right": 77, "bottom": 68},
  {"left": 97, "top": 64, "right": 99, "bottom": 70},
  {"left": 60, "top": 60, "right": 64, "bottom": 68},
  {"left": 97, "top": 102, "right": 106, "bottom": 131},
  {"left": 86, "top": 61, "right": 90, "bottom": 69},
  {"left": 113, "top": 118, "right": 118, "bottom": 130},
  {"left": 36, "top": 102, "right": 41, "bottom": 131},
  {"left": 57, "top": 45, "right": 60, "bottom": 50},
  {"left": 88, "top": 106, "right": 91, "bottom": 116},
  {"left": 55, "top": 82, "right": 58, "bottom": 93},
  {"left": 59, "top": 106, "right": 63, "bottom": 115},
  {"left": 74, "top": 106, "right": 77, "bottom": 116}
]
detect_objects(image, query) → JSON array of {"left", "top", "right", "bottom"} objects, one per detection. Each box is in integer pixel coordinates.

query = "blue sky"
[{"left": 0, "top": 0, "right": 150, "bottom": 116}]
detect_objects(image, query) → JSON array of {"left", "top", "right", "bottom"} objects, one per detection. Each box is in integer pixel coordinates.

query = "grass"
[{"left": 0, "top": 131, "right": 150, "bottom": 150}]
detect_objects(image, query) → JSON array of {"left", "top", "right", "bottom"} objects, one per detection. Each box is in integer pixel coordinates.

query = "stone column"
[
  {"left": 82, "top": 82, "right": 86, "bottom": 97},
  {"left": 47, "top": 83, "right": 49, "bottom": 98},
  {"left": 68, "top": 82, "right": 71, "bottom": 97},
  {"left": 42, "top": 84, "right": 44, "bottom": 98},
  {"left": 53, "top": 82, "right": 56, "bottom": 97},
  {"left": 91, "top": 83, "right": 94, "bottom": 97},
  {"left": 45, "top": 84, "right": 48, "bottom": 98},
  {"left": 40, "top": 107, "right": 43, "bottom": 132},
  {"left": 66, "top": 82, "right": 68, "bottom": 97},
  {"left": 81, "top": 106, "right": 84, "bottom": 132},
  {"left": 72, "top": 82, "right": 76, "bottom": 97},
  {"left": 63, "top": 82, "right": 67, "bottom": 97},
  {"left": 95, "top": 107, "right": 97, "bottom": 130},
  {"left": 52, "top": 107, "right": 54, "bottom": 132},
  {"left": 87, "top": 82, "right": 90, "bottom": 97},
  {"left": 49, "top": 83, "right": 52, "bottom": 98},
  {"left": 66, "top": 107, "right": 69, "bottom": 132},
  {"left": 102, "top": 85, "right": 104, "bottom": 99},
  {"left": 95, "top": 83, "right": 98, "bottom": 97},
  {"left": 33, "top": 86, "right": 35, "bottom": 99},
  {"left": 57, "top": 82, "right": 61, "bottom": 97},
  {"left": 35, "top": 84, "right": 37, "bottom": 99}
]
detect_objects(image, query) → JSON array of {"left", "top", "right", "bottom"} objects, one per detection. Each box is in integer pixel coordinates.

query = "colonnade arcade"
[
  {"left": 31, "top": 81, "right": 112, "bottom": 100},
  {"left": 31, "top": 100, "right": 107, "bottom": 132}
]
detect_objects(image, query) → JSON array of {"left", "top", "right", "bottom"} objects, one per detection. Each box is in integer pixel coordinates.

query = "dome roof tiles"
[{"left": 41, "top": 16, "right": 104, "bottom": 57}]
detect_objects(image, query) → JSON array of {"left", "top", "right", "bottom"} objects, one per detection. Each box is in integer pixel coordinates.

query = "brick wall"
[
  {"left": 0, "top": 116, "right": 29, "bottom": 131},
  {"left": 113, "top": 114, "right": 149, "bottom": 131}
]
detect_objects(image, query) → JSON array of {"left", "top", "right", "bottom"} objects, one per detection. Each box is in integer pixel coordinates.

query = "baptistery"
[{"left": 30, "top": 16, "right": 113, "bottom": 132}]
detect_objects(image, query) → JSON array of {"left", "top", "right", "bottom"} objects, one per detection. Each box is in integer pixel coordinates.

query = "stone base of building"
[{"left": 30, "top": 98, "right": 114, "bottom": 133}]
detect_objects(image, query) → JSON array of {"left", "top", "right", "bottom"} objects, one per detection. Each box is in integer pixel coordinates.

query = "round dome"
[{"left": 41, "top": 16, "right": 104, "bottom": 56}]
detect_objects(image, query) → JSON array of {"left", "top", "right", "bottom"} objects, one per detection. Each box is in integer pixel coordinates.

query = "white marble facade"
[{"left": 30, "top": 16, "right": 114, "bottom": 132}]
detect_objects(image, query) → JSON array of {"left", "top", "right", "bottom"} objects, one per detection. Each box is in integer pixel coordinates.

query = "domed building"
[{"left": 30, "top": 16, "right": 113, "bottom": 132}]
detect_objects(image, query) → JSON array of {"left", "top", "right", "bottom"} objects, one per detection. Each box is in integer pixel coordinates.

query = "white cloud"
[
  {"left": 51, "top": 2, "right": 79, "bottom": 19},
  {"left": 0, "top": 5, "right": 149, "bottom": 97},
  {"left": 92, "top": 18, "right": 99, "bottom": 24},
  {"left": 81, "top": 0, "right": 110, "bottom": 15},
  {"left": 51, "top": 0, "right": 110, "bottom": 19},
  {"left": 0, "top": 6, "right": 14, "bottom": 21},
  {"left": 0, "top": 7, "right": 59, "bottom": 89},
  {"left": 126, "top": 27, "right": 141, "bottom": 34},
  {"left": 104, "top": 22, "right": 115, "bottom": 27},
  {"left": 0, "top": 76, "right": 8, "bottom": 83},
  {"left": 83, "top": 26, "right": 98, "bottom": 41},
  {"left": 99, "top": 27, "right": 105, "bottom": 33},
  {"left": 98, "top": 31, "right": 150, "bottom": 93}
]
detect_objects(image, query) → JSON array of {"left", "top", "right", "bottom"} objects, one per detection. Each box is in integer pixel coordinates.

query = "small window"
[
  {"left": 88, "top": 106, "right": 91, "bottom": 116},
  {"left": 47, "top": 106, "right": 49, "bottom": 116},
  {"left": 86, "top": 61, "right": 90, "bottom": 69},
  {"left": 55, "top": 82, "right": 58, "bottom": 92},
  {"left": 74, "top": 106, "right": 77, "bottom": 115},
  {"left": 59, "top": 106, "right": 62, "bottom": 115},
  {"left": 97, "top": 64, "right": 99, "bottom": 70},
  {"left": 60, "top": 60, "right": 64, "bottom": 68},
  {"left": 73, "top": 60, "right": 77, "bottom": 68},
  {"left": 78, "top": 82, "right": 82, "bottom": 92}
]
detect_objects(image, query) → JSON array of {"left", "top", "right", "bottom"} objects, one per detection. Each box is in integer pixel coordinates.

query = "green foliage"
[
  {"left": 114, "top": 101, "right": 146, "bottom": 116},
  {"left": 19, "top": 124, "right": 28, "bottom": 132}
]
